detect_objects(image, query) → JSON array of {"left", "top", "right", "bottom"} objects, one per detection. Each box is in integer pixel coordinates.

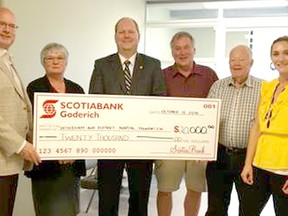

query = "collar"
[
  {"left": 172, "top": 61, "right": 201, "bottom": 77},
  {"left": 0, "top": 48, "right": 10, "bottom": 59},
  {"left": 228, "top": 75, "right": 253, "bottom": 88},
  {"left": 118, "top": 53, "right": 137, "bottom": 67}
]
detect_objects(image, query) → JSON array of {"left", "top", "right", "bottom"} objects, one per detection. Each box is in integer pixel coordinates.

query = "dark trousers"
[
  {"left": 242, "top": 167, "right": 288, "bottom": 216},
  {"left": 0, "top": 174, "right": 18, "bottom": 216},
  {"left": 97, "top": 159, "right": 153, "bottom": 216},
  {"left": 205, "top": 145, "right": 247, "bottom": 216}
]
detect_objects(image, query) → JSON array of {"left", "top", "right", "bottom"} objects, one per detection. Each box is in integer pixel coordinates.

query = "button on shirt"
[{"left": 208, "top": 75, "right": 262, "bottom": 149}]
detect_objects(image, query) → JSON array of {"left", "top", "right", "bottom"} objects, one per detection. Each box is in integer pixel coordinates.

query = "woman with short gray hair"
[{"left": 25, "top": 42, "right": 86, "bottom": 216}]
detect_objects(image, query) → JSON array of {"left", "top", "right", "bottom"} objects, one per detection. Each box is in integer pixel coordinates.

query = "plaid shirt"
[{"left": 208, "top": 75, "right": 262, "bottom": 148}]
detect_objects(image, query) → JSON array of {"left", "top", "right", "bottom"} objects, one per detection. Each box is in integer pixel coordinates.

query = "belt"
[{"left": 219, "top": 144, "right": 246, "bottom": 155}]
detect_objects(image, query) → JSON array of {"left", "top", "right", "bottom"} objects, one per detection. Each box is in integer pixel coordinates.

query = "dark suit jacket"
[
  {"left": 88, "top": 53, "right": 166, "bottom": 216},
  {"left": 25, "top": 75, "right": 86, "bottom": 178},
  {"left": 89, "top": 53, "right": 166, "bottom": 96}
]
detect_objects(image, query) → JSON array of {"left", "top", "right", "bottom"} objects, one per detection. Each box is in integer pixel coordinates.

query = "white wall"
[
  {"left": 2, "top": 1, "right": 146, "bottom": 215},
  {"left": 252, "top": 27, "right": 288, "bottom": 81},
  {"left": 4, "top": 0, "right": 146, "bottom": 92}
]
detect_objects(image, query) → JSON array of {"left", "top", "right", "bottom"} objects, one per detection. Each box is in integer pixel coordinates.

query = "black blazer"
[
  {"left": 89, "top": 53, "right": 166, "bottom": 96},
  {"left": 25, "top": 75, "right": 86, "bottom": 178}
]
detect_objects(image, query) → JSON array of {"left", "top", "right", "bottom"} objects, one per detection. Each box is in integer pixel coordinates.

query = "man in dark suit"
[
  {"left": 0, "top": 7, "right": 41, "bottom": 216},
  {"left": 89, "top": 17, "right": 166, "bottom": 216}
]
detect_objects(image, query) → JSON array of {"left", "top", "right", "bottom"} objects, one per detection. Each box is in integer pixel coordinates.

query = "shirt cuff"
[{"left": 16, "top": 140, "right": 26, "bottom": 154}]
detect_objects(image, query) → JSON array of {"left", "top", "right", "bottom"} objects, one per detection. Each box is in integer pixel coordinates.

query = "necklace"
[{"left": 265, "top": 83, "right": 286, "bottom": 128}]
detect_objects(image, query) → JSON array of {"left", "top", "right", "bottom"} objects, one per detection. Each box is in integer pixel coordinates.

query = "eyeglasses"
[
  {"left": 45, "top": 56, "right": 66, "bottom": 63},
  {"left": 0, "top": 21, "right": 19, "bottom": 30}
]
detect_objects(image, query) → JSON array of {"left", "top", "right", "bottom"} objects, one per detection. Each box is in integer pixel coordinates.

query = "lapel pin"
[{"left": 139, "top": 66, "right": 143, "bottom": 70}]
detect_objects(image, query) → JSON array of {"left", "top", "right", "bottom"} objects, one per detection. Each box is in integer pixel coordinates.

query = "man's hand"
[{"left": 18, "top": 142, "right": 41, "bottom": 165}]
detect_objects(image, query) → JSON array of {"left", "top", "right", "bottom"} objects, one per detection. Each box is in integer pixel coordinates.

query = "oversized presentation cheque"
[{"left": 34, "top": 93, "right": 221, "bottom": 160}]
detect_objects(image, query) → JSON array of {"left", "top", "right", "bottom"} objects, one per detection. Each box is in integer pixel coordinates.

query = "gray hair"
[
  {"left": 170, "top": 31, "right": 195, "bottom": 49},
  {"left": 40, "top": 42, "right": 69, "bottom": 66}
]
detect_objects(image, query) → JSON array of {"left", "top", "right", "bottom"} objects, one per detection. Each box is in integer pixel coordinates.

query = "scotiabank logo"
[{"left": 40, "top": 100, "right": 58, "bottom": 118}]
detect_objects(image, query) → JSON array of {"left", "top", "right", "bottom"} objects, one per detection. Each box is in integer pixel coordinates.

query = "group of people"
[{"left": 0, "top": 6, "right": 287, "bottom": 216}]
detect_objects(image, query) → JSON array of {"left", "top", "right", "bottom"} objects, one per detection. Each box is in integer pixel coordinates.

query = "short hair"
[
  {"left": 114, "top": 17, "right": 139, "bottom": 34},
  {"left": 170, "top": 31, "right": 195, "bottom": 49},
  {"left": 270, "top": 35, "right": 288, "bottom": 57},
  {"left": 40, "top": 42, "right": 69, "bottom": 66}
]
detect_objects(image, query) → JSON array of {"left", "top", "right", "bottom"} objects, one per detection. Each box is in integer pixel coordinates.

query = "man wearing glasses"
[{"left": 0, "top": 7, "right": 41, "bottom": 216}]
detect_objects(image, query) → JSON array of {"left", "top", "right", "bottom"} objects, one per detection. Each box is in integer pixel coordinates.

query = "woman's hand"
[
  {"left": 58, "top": 160, "right": 75, "bottom": 165},
  {"left": 282, "top": 179, "right": 288, "bottom": 194},
  {"left": 241, "top": 164, "right": 254, "bottom": 185}
]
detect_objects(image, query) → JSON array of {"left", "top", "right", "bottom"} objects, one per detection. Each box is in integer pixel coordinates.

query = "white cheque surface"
[{"left": 34, "top": 93, "right": 221, "bottom": 160}]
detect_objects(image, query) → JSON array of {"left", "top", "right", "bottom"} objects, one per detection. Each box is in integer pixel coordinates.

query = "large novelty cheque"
[{"left": 34, "top": 93, "right": 221, "bottom": 160}]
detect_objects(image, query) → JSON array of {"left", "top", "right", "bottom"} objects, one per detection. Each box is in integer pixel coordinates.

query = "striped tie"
[{"left": 124, "top": 60, "right": 132, "bottom": 94}]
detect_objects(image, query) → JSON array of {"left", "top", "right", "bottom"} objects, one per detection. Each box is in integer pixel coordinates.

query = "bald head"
[
  {"left": 229, "top": 45, "right": 254, "bottom": 85},
  {"left": 229, "top": 45, "right": 253, "bottom": 61},
  {"left": 0, "top": 7, "right": 14, "bottom": 15}
]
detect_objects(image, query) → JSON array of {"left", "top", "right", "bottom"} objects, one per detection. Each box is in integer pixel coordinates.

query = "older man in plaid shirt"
[{"left": 205, "top": 45, "right": 262, "bottom": 216}]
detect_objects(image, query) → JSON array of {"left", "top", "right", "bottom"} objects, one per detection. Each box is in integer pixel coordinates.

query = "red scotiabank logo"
[{"left": 40, "top": 100, "right": 58, "bottom": 118}]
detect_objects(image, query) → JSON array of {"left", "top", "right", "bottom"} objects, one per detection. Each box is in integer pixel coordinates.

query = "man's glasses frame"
[{"left": 0, "top": 21, "right": 19, "bottom": 30}]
